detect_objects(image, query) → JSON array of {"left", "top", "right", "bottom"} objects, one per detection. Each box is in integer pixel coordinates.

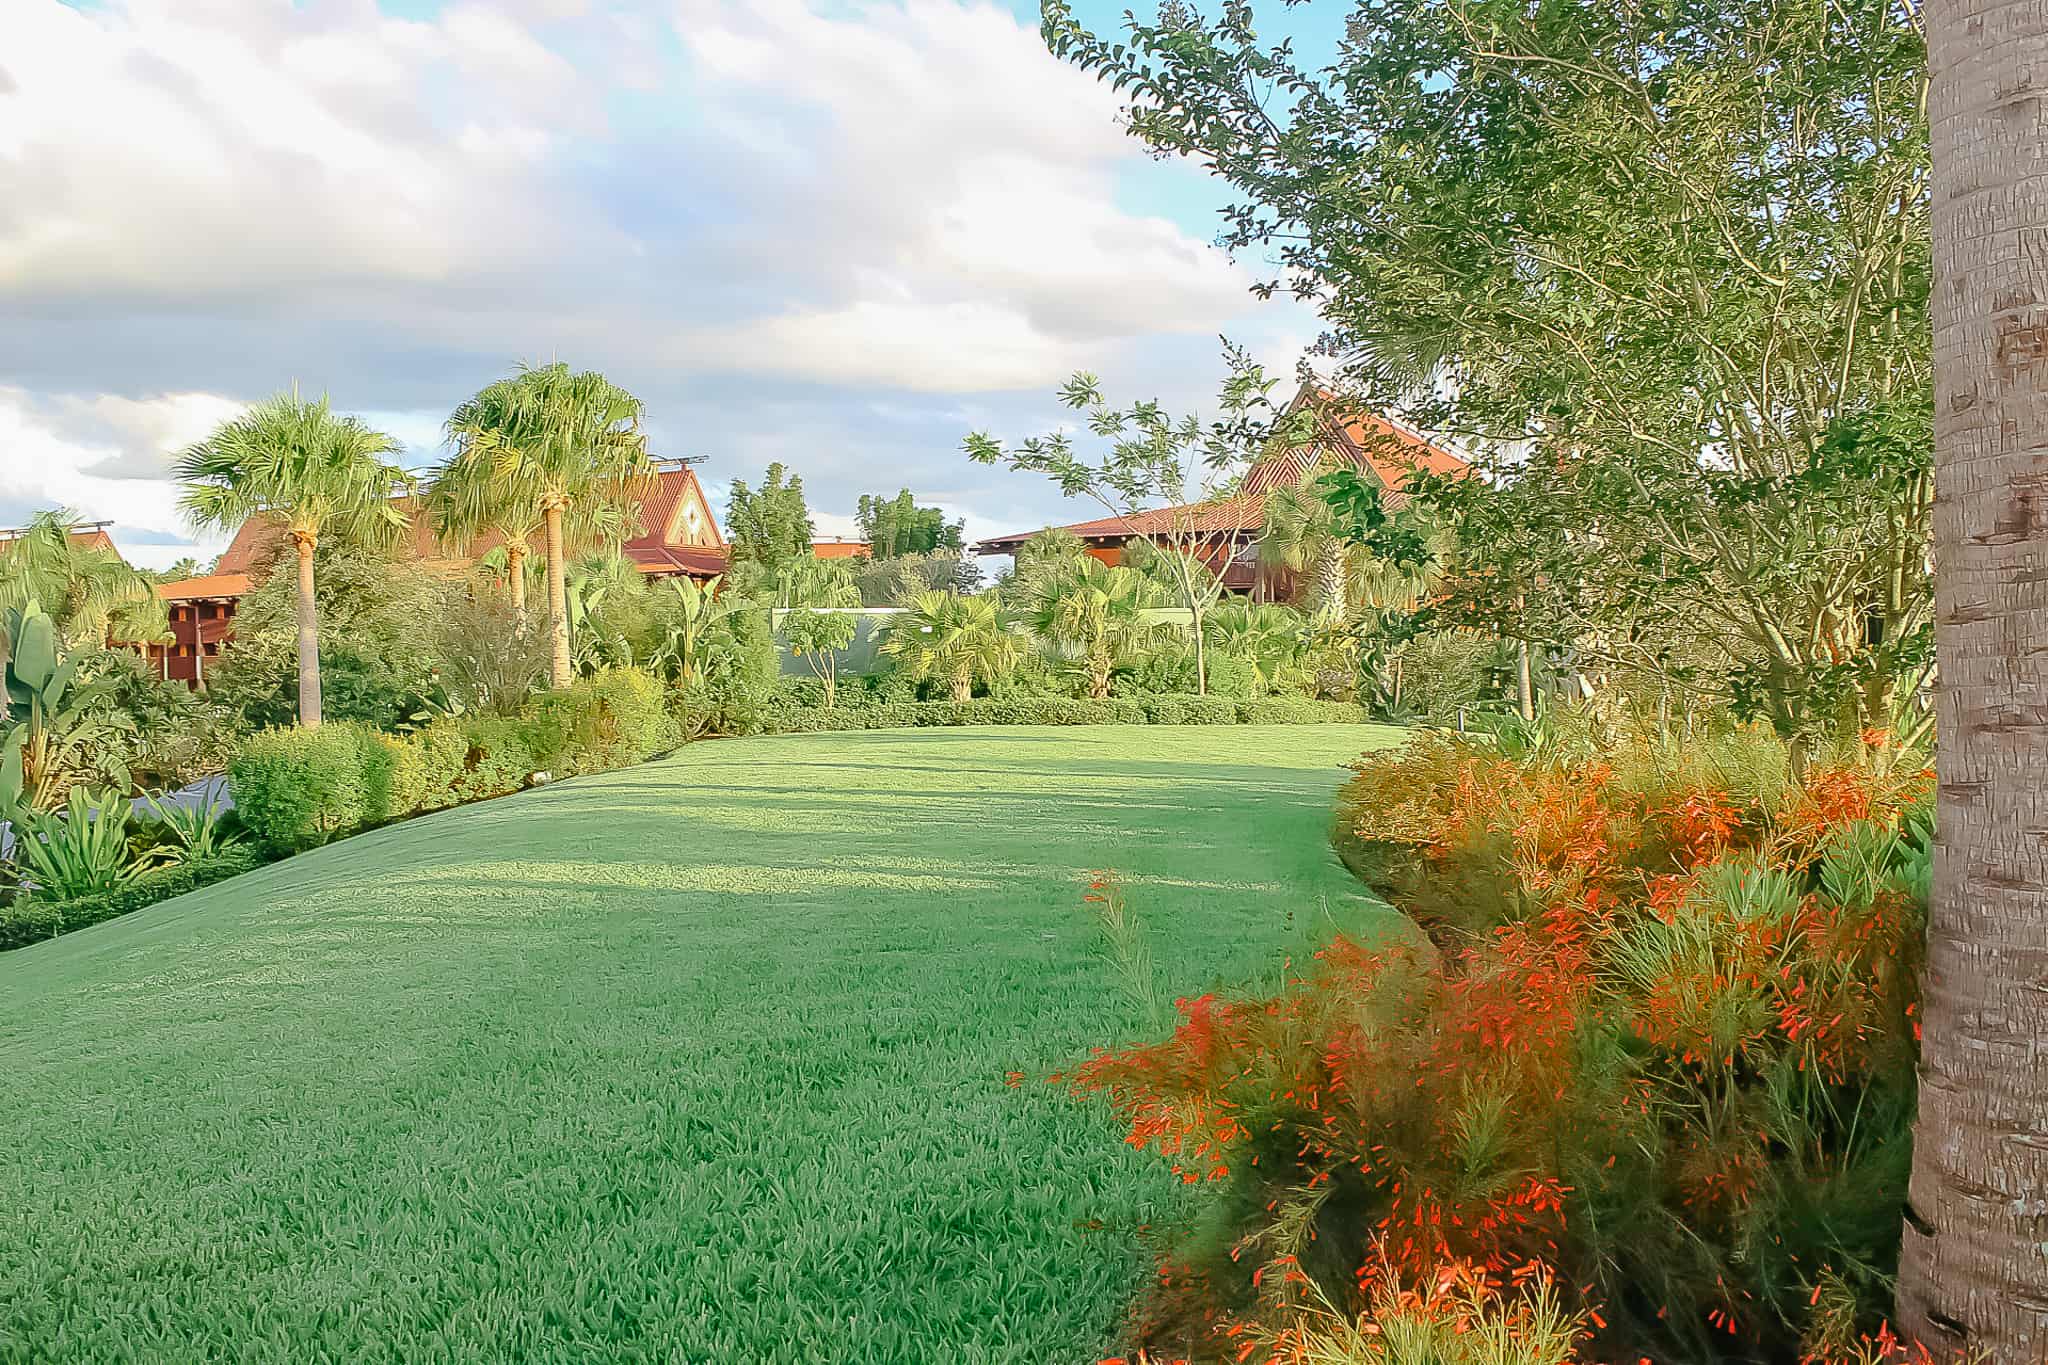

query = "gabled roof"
[
  {"left": 0, "top": 522, "right": 123, "bottom": 559},
  {"left": 208, "top": 464, "right": 726, "bottom": 586},
  {"left": 973, "top": 386, "right": 1468, "bottom": 555}
]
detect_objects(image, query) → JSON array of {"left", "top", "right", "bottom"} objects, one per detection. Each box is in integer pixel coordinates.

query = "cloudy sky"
[{"left": 0, "top": 0, "right": 1332, "bottom": 570}]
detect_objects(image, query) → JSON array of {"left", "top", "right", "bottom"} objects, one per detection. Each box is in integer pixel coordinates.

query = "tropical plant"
[
  {"left": 1202, "top": 601, "right": 1306, "bottom": 695},
  {"left": 1900, "top": 0, "right": 2048, "bottom": 1351},
  {"left": 0, "top": 509, "right": 166, "bottom": 648},
  {"left": 877, "top": 592, "right": 1020, "bottom": 703},
  {"left": 1025, "top": 559, "right": 1166, "bottom": 700},
  {"left": 429, "top": 590, "right": 549, "bottom": 716},
  {"left": 852, "top": 550, "right": 983, "bottom": 606},
  {"left": 648, "top": 576, "right": 740, "bottom": 687},
  {"left": 9, "top": 786, "right": 152, "bottom": 901},
  {"left": 441, "top": 363, "right": 655, "bottom": 688},
  {"left": 2, "top": 602, "right": 132, "bottom": 814},
  {"left": 177, "top": 392, "right": 411, "bottom": 728},
  {"left": 140, "top": 793, "right": 242, "bottom": 867}
]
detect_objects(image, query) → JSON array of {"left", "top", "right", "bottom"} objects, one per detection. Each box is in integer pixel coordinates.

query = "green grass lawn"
[{"left": 0, "top": 725, "right": 1399, "bottom": 1364}]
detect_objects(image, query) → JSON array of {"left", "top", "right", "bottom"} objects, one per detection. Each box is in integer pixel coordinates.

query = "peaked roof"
[
  {"left": 210, "top": 464, "right": 726, "bottom": 583},
  {"left": 974, "top": 386, "right": 1468, "bottom": 553},
  {"left": 0, "top": 522, "right": 123, "bottom": 559}
]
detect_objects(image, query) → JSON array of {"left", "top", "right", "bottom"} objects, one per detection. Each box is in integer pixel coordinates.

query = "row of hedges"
[
  {"left": 0, "top": 846, "right": 263, "bottom": 951},
  {"left": 230, "top": 669, "right": 677, "bottom": 852},
  {"left": 758, "top": 693, "right": 1370, "bottom": 733}
]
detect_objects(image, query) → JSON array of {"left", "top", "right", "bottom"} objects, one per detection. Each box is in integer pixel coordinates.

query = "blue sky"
[{"left": 1, "top": 0, "right": 1341, "bottom": 568}]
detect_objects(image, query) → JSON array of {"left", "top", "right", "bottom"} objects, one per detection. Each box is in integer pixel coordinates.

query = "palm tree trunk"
[
  {"left": 952, "top": 667, "right": 971, "bottom": 703},
  {"left": 1312, "top": 543, "right": 1347, "bottom": 622},
  {"left": 506, "top": 542, "right": 528, "bottom": 617},
  {"left": 293, "top": 532, "right": 321, "bottom": 729},
  {"left": 543, "top": 501, "right": 571, "bottom": 688},
  {"left": 1897, "top": 4, "right": 2048, "bottom": 1354}
]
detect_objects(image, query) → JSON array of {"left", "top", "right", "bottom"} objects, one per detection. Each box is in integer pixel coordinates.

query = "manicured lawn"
[{"left": 0, "top": 725, "right": 1400, "bottom": 1364}]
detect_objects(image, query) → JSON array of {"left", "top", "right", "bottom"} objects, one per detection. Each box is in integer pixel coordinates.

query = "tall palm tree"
[
  {"left": 878, "top": 591, "right": 1019, "bottom": 702},
  {"left": 441, "top": 363, "right": 655, "bottom": 687},
  {"left": 1897, "top": 3, "right": 2048, "bottom": 1352},
  {"left": 1027, "top": 559, "right": 1165, "bottom": 699},
  {"left": 428, "top": 450, "right": 631, "bottom": 618},
  {"left": 0, "top": 509, "right": 163, "bottom": 648},
  {"left": 176, "top": 394, "right": 409, "bottom": 728},
  {"left": 1259, "top": 480, "right": 1352, "bottom": 622}
]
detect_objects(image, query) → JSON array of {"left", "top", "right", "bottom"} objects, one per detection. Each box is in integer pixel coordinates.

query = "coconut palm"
[
  {"left": 441, "top": 363, "right": 655, "bottom": 687},
  {"left": 0, "top": 509, "right": 164, "bottom": 649},
  {"left": 176, "top": 393, "right": 409, "bottom": 728},
  {"left": 1027, "top": 559, "right": 1166, "bottom": 699},
  {"left": 1898, "top": 2, "right": 2048, "bottom": 1350},
  {"left": 878, "top": 591, "right": 1019, "bottom": 702}
]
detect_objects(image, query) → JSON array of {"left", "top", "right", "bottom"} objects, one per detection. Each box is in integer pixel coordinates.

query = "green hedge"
[
  {"left": 0, "top": 847, "right": 263, "bottom": 952},
  {"left": 228, "top": 669, "right": 680, "bottom": 853},
  {"left": 758, "top": 694, "right": 1369, "bottom": 733}
]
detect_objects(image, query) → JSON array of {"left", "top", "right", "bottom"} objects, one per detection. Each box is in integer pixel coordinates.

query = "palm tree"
[
  {"left": 878, "top": 592, "right": 1019, "bottom": 702},
  {"left": 1897, "top": 3, "right": 2048, "bottom": 1352},
  {"left": 428, "top": 449, "right": 631, "bottom": 618},
  {"left": 1259, "top": 481, "right": 1352, "bottom": 623},
  {"left": 441, "top": 363, "right": 655, "bottom": 687},
  {"left": 1203, "top": 601, "right": 1306, "bottom": 694},
  {"left": 1027, "top": 559, "right": 1165, "bottom": 699},
  {"left": 0, "top": 509, "right": 163, "bottom": 648},
  {"left": 176, "top": 394, "right": 409, "bottom": 728}
]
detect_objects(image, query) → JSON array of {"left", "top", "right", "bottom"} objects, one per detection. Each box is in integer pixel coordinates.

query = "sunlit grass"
[{"left": 0, "top": 725, "right": 1398, "bottom": 1363}]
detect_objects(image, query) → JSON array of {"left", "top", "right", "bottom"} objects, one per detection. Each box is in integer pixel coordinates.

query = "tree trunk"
[
  {"left": 951, "top": 669, "right": 972, "bottom": 703},
  {"left": 507, "top": 542, "right": 528, "bottom": 617},
  {"left": 543, "top": 501, "right": 571, "bottom": 689},
  {"left": 1897, "top": 3, "right": 2048, "bottom": 1355},
  {"left": 1192, "top": 599, "right": 1208, "bottom": 696},
  {"left": 1311, "top": 543, "right": 1347, "bottom": 622},
  {"left": 1517, "top": 638, "right": 1535, "bottom": 722},
  {"left": 293, "top": 532, "right": 321, "bottom": 729}
]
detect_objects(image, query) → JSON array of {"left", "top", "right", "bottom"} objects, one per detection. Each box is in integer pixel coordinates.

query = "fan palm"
[
  {"left": 1027, "top": 559, "right": 1166, "bottom": 699},
  {"left": 427, "top": 448, "right": 630, "bottom": 618},
  {"left": 1203, "top": 601, "right": 1307, "bottom": 694},
  {"left": 878, "top": 592, "right": 1020, "bottom": 702},
  {"left": 440, "top": 363, "right": 655, "bottom": 687},
  {"left": 176, "top": 393, "right": 410, "bottom": 728}
]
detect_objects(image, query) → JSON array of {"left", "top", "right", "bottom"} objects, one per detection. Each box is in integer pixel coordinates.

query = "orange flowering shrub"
[{"left": 1065, "top": 730, "right": 1934, "bottom": 1364}]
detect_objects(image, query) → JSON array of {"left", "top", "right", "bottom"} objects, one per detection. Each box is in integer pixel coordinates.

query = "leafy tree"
[
  {"left": 1047, "top": 0, "right": 1931, "bottom": 747},
  {"left": 442, "top": 363, "right": 655, "bottom": 688},
  {"left": 855, "top": 489, "right": 965, "bottom": 559},
  {"left": 210, "top": 544, "right": 444, "bottom": 732},
  {"left": 1025, "top": 558, "right": 1167, "bottom": 700},
  {"left": 776, "top": 560, "right": 861, "bottom": 707},
  {"left": 877, "top": 592, "right": 1020, "bottom": 702},
  {"left": 0, "top": 509, "right": 166, "bottom": 649},
  {"left": 967, "top": 356, "right": 1306, "bottom": 694},
  {"left": 725, "top": 463, "right": 816, "bottom": 585},
  {"left": 177, "top": 393, "right": 411, "bottom": 728}
]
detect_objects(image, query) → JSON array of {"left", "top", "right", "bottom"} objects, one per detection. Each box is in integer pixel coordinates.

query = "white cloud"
[{"left": 0, "top": 387, "right": 246, "bottom": 568}]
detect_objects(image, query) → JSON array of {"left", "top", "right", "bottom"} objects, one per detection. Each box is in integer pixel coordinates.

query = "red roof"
[
  {"left": 975, "top": 386, "right": 1468, "bottom": 555},
  {"left": 156, "top": 573, "right": 253, "bottom": 602},
  {"left": 212, "top": 464, "right": 726, "bottom": 585}
]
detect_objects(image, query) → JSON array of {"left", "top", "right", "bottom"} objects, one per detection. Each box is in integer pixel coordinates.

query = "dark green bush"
[
  {"left": 536, "top": 668, "right": 676, "bottom": 773},
  {"left": 0, "top": 847, "right": 263, "bottom": 952},
  {"left": 450, "top": 716, "right": 536, "bottom": 805}
]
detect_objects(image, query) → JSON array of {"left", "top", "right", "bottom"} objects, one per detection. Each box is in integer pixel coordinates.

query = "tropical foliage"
[{"left": 878, "top": 591, "right": 1021, "bottom": 703}]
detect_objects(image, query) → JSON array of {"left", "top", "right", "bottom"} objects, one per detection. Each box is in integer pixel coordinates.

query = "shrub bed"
[
  {"left": 230, "top": 669, "right": 680, "bottom": 853},
  {"left": 1062, "top": 729, "right": 1936, "bottom": 1363},
  {"left": 0, "top": 847, "right": 263, "bottom": 951},
  {"left": 758, "top": 694, "right": 1368, "bottom": 734}
]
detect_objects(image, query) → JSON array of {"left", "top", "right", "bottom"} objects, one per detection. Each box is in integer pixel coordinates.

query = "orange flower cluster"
[{"left": 1065, "top": 732, "right": 1935, "bottom": 1364}]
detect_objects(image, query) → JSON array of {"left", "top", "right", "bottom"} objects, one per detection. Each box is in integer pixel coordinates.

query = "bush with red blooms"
[{"left": 1063, "top": 725, "right": 1936, "bottom": 1363}]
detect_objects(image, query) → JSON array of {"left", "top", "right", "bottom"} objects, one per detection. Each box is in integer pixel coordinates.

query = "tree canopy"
[
  {"left": 1047, "top": 0, "right": 1932, "bottom": 744},
  {"left": 725, "top": 463, "right": 816, "bottom": 583},
  {"left": 854, "top": 490, "right": 964, "bottom": 560}
]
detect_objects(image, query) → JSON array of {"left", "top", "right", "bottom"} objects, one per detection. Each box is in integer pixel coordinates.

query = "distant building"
[
  {"left": 810, "top": 539, "right": 869, "bottom": 560},
  {"left": 146, "top": 462, "right": 728, "bottom": 685},
  {"left": 973, "top": 386, "right": 1469, "bottom": 596}
]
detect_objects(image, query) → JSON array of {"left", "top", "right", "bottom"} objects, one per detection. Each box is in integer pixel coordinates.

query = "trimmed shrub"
[
  {"left": 409, "top": 720, "right": 471, "bottom": 811},
  {"left": 754, "top": 694, "right": 1368, "bottom": 734},
  {"left": 540, "top": 668, "right": 677, "bottom": 773},
  {"left": 1, "top": 847, "right": 263, "bottom": 951},
  {"left": 449, "top": 715, "right": 535, "bottom": 805},
  {"left": 229, "top": 724, "right": 373, "bottom": 851}
]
